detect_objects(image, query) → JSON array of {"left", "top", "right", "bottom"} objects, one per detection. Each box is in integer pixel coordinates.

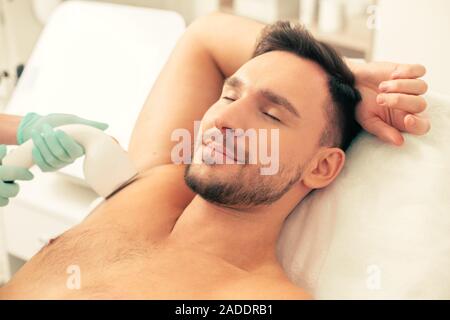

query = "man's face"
[{"left": 185, "top": 51, "right": 330, "bottom": 208}]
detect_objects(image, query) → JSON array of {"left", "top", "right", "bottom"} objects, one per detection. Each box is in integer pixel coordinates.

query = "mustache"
[
  {"left": 202, "top": 140, "right": 248, "bottom": 163},
  {"left": 200, "top": 127, "right": 251, "bottom": 163}
]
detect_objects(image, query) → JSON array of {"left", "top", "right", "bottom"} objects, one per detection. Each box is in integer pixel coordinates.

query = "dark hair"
[{"left": 253, "top": 21, "right": 362, "bottom": 151}]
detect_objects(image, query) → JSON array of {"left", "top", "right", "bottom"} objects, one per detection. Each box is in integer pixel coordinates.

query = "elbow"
[{"left": 187, "top": 11, "right": 231, "bottom": 38}]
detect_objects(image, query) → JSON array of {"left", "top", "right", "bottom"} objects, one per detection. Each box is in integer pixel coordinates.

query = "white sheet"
[{"left": 277, "top": 91, "right": 450, "bottom": 299}]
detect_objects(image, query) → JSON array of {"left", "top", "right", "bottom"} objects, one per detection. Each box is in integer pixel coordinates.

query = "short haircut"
[{"left": 253, "top": 21, "right": 362, "bottom": 151}]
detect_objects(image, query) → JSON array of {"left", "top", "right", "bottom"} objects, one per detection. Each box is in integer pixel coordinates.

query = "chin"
[{"left": 187, "top": 162, "right": 243, "bottom": 182}]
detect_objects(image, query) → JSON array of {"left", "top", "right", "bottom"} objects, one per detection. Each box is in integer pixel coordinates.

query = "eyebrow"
[
  {"left": 223, "top": 76, "right": 301, "bottom": 118},
  {"left": 224, "top": 76, "right": 244, "bottom": 90}
]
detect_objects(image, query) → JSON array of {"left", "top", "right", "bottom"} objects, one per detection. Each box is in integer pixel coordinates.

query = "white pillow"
[{"left": 277, "top": 91, "right": 450, "bottom": 299}]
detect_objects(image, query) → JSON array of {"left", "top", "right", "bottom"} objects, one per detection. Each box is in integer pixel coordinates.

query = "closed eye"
[
  {"left": 263, "top": 112, "right": 281, "bottom": 122},
  {"left": 221, "top": 96, "right": 281, "bottom": 122},
  {"left": 222, "top": 96, "right": 235, "bottom": 102}
]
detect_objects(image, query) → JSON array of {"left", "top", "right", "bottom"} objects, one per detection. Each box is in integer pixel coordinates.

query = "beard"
[{"left": 184, "top": 163, "right": 303, "bottom": 208}]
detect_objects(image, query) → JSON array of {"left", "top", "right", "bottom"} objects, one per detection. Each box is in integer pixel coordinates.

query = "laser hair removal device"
[{"left": 2, "top": 124, "right": 138, "bottom": 198}]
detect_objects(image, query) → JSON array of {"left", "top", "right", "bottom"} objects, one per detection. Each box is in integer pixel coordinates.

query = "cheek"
[{"left": 278, "top": 130, "right": 317, "bottom": 164}]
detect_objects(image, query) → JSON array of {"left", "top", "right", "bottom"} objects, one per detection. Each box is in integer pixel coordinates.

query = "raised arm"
[
  {"left": 128, "top": 12, "right": 429, "bottom": 173},
  {"left": 128, "top": 13, "right": 265, "bottom": 172}
]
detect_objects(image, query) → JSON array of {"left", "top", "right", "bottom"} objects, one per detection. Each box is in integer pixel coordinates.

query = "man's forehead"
[
  {"left": 240, "top": 51, "right": 328, "bottom": 84},
  {"left": 233, "top": 51, "right": 330, "bottom": 110}
]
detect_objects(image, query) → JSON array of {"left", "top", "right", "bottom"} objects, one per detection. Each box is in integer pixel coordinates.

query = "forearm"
[
  {"left": 199, "top": 15, "right": 365, "bottom": 80},
  {"left": 191, "top": 12, "right": 266, "bottom": 77},
  {"left": 0, "top": 114, "right": 21, "bottom": 145},
  {"left": 343, "top": 57, "right": 367, "bottom": 82}
]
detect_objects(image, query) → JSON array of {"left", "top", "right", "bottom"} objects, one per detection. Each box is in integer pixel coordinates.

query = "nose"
[{"left": 213, "top": 96, "right": 251, "bottom": 134}]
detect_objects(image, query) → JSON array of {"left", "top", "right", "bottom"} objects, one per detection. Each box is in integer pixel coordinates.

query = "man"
[{"left": 0, "top": 13, "right": 428, "bottom": 299}]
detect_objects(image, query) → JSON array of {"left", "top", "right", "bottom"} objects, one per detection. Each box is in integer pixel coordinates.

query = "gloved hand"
[
  {"left": 17, "top": 112, "right": 109, "bottom": 144},
  {"left": 0, "top": 145, "right": 34, "bottom": 207},
  {"left": 17, "top": 113, "right": 109, "bottom": 172}
]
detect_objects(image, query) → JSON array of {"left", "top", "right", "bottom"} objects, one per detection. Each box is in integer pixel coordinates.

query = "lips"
[{"left": 202, "top": 141, "right": 239, "bottom": 163}]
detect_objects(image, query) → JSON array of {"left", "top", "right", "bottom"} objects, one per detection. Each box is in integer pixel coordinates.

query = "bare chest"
[{"left": 1, "top": 226, "right": 248, "bottom": 299}]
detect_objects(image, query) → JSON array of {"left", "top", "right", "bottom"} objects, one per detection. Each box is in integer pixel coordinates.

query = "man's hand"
[{"left": 349, "top": 61, "right": 429, "bottom": 146}]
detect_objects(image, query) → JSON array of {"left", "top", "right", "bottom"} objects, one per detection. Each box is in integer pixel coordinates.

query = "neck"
[{"left": 169, "top": 192, "right": 301, "bottom": 271}]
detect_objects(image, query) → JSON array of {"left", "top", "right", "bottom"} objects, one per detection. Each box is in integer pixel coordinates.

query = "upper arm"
[
  {"left": 128, "top": 28, "right": 224, "bottom": 172},
  {"left": 128, "top": 13, "right": 265, "bottom": 172}
]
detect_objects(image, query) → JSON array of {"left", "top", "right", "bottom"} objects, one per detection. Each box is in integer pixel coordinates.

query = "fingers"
[
  {"left": 32, "top": 126, "right": 85, "bottom": 172},
  {"left": 0, "top": 145, "right": 33, "bottom": 205},
  {"left": 375, "top": 63, "right": 430, "bottom": 140},
  {"left": 55, "top": 130, "right": 84, "bottom": 159},
  {"left": 0, "top": 146, "right": 34, "bottom": 207},
  {"left": 404, "top": 114, "right": 431, "bottom": 135},
  {"left": 362, "top": 117, "right": 404, "bottom": 146},
  {"left": 0, "top": 196, "right": 9, "bottom": 207},
  {"left": 377, "top": 77, "right": 429, "bottom": 127},
  {"left": 0, "top": 147, "right": 32, "bottom": 207},
  {"left": 31, "top": 130, "right": 63, "bottom": 171},
  {"left": 379, "top": 79, "right": 428, "bottom": 95},
  {"left": 377, "top": 93, "right": 427, "bottom": 114},
  {"left": 0, "top": 181, "right": 20, "bottom": 198},
  {"left": 32, "top": 146, "right": 54, "bottom": 172},
  {"left": 0, "top": 180, "right": 25, "bottom": 207},
  {"left": 77, "top": 117, "right": 109, "bottom": 131},
  {"left": 36, "top": 113, "right": 108, "bottom": 131},
  {"left": 391, "top": 64, "right": 426, "bottom": 79},
  {"left": 0, "top": 165, "right": 34, "bottom": 181},
  {"left": 41, "top": 125, "right": 72, "bottom": 163}
]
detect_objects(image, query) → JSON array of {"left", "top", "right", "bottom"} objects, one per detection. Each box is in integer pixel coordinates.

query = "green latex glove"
[
  {"left": 17, "top": 112, "right": 109, "bottom": 145},
  {"left": 17, "top": 112, "right": 109, "bottom": 172},
  {"left": 31, "top": 124, "right": 88, "bottom": 172},
  {"left": 0, "top": 145, "right": 34, "bottom": 207}
]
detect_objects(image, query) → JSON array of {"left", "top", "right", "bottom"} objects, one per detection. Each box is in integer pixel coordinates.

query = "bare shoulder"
[
  {"left": 271, "top": 281, "right": 313, "bottom": 300},
  {"left": 251, "top": 265, "right": 313, "bottom": 300},
  {"left": 257, "top": 277, "right": 313, "bottom": 300},
  {"left": 217, "top": 272, "right": 313, "bottom": 300}
]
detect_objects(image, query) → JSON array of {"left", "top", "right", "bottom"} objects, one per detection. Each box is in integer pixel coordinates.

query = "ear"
[{"left": 302, "top": 148, "right": 346, "bottom": 189}]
